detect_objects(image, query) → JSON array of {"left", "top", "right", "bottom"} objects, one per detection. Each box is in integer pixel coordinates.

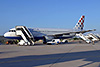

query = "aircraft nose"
[{"left": 4, "top": 32, "right": 9, "bottom": 37}]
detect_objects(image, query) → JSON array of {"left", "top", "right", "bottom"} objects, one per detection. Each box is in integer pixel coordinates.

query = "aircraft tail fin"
[{"left": 74, "top": 15, "right": 85, "bottom": 30}]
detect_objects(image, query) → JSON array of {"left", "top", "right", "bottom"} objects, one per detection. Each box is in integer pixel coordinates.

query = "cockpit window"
[
  {"left": 52, "top": 40, "right": 55, "bottom": 42},
  {"left": 9, "top": 30, "right": 16, "bottom": 32}
]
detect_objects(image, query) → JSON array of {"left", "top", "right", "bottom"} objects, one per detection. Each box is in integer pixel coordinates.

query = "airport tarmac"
[{"left": 0, "top": 41, "right": 100, "bottom": 67}]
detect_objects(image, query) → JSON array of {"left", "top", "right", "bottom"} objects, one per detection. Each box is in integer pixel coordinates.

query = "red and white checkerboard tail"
[{"left": 74, "top": 15, "right": 85, "bottom": 30}]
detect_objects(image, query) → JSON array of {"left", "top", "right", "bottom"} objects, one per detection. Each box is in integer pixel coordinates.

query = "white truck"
[
  {"left": 47, "top": 39, "right": 68, "bottom": 45},
  {"left": 47, "top": 39, "right": 61, "bottom": 45}
]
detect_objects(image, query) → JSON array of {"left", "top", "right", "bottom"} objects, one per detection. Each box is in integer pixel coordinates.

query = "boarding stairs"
[
  {"left": 87, "top": 33, "right": 99, "bottom": 41},
  {"left": 95, "top": 34, "right": 100, "bottom": 39},
  {"left": 15, "top": 26, "right": 34, "bottom": 46},
  {"left": 76, "top": 33, "right": 91, "bottom": 43}
]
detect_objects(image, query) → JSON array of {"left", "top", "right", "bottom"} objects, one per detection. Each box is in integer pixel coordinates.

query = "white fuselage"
[{"left": 4, "top": 27, "right": 75, "bottom": 40}]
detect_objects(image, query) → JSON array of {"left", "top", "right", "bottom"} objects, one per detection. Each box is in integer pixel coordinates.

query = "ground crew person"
[
  {"left": 6, "top": 41, "right": 8, "bottom": 44},
  {"left": 89, "top": 37, "right": 95, "bottom": 45},
  {"left": 92, "top": 41, "right": 95, "bottom": 45}
]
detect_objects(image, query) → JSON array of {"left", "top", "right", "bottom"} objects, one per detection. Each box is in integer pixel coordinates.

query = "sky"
[{"left": 0, "top": 0, "right": 100, "bottom": 35}]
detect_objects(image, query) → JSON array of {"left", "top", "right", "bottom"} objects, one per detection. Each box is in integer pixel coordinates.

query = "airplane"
[{"left": 4, "top": 15, "right": 96, "bottom": 45}]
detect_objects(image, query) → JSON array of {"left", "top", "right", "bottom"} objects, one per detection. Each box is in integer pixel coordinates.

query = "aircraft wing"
[
  {"left": 74, "top": 29, "right": 96, "bottom": 34},
  {"left": 51, "top": 29, "right": 96, "bottom": 37}
]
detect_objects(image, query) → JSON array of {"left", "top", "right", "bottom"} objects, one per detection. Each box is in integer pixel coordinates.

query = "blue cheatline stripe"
[{"left": 5, "top": 37, "right": 22, "bottom": 39}]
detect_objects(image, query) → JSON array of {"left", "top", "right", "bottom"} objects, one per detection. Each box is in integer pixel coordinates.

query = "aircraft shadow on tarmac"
[{"left": 0, "top": 50, "right": 100, "bottom": 67}]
